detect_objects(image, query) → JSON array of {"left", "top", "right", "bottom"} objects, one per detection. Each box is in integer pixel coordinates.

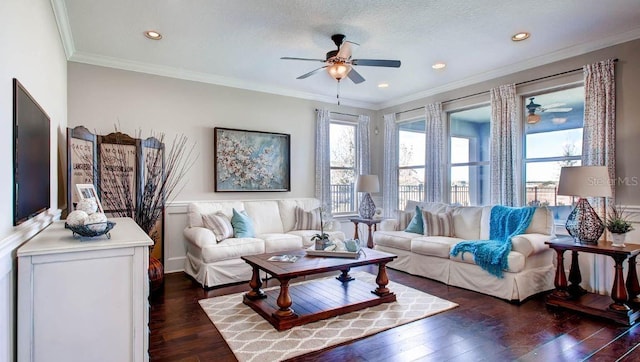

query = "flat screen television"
[{"left": 13, "top": 78, "right": 51, "bottom": 225}]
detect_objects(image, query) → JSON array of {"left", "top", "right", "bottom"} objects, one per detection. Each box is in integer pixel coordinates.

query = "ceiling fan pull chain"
[{"left": 337, "top": 80, "right": 341, "bottom": 105}]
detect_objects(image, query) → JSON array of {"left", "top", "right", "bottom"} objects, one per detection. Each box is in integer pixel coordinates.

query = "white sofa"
[
  {"left": 183, "top": 198, "right": 345, "bottom": 288},
  {"left": 373, "top": 201, "right": 555, "bottom": 302}
]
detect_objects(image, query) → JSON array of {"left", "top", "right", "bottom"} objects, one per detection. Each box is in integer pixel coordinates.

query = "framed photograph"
[
  {"left": 76, "top": 183, "right": 104, "bottom": 213},
  {"left": 214, "top": 127, "right": 290, "bottom": 192}
]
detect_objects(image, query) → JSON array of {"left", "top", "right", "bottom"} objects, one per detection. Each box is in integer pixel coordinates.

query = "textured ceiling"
[{"left": 54, "top": 0, "right": 640, "bottom": 109}]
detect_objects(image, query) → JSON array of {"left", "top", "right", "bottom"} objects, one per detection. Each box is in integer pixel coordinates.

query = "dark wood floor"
[{"left": 149, "top": 266, "right": 640, "bottom": 361}]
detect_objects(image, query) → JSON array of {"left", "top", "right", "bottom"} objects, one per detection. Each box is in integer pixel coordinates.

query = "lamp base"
[
  {"left": 359, "top": 193, "right": 376, "bottom": 219},
  {"left": 565, "top": 198, "right": 604, "bottom": 244}
]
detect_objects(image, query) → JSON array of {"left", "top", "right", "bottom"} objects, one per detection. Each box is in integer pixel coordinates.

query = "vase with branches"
[{"left": 79, "top": 127, "right": 197, "bottom": 290}]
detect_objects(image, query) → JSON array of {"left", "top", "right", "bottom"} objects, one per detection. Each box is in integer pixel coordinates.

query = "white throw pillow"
[{"left": 202, "top": 212, "right": 234, "bottom": 242}]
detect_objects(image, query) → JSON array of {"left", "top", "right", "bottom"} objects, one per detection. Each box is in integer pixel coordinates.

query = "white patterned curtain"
[
  {"left": 490, "top": 84, "right": 521, "bottom": 206},
  {"left": 424, "top": 103, "right": 445, "bottom": 202},
  {"left": 583, "top": 59, "right": 616, "bottom": 295},
  {"left": 382, "top": 113, "right": 398, "bottom": 217},
  {"left": 357, "top": 115, "right": 371, "bottom": 175},
  {"left": 315, "top": 109, "right": 331, "bottom": 207}
]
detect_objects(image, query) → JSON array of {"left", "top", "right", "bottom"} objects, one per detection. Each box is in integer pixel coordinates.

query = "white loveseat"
[
  {"left": 373, "top": 201, "right": 555, "bottom": 302},
  {"left": 183, "top": 198, "right": 345, "bottom": 288}
]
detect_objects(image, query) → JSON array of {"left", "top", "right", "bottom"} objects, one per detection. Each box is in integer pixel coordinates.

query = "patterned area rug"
[{"left": 199, "top": 271, "right": 458, "bottom": 362}]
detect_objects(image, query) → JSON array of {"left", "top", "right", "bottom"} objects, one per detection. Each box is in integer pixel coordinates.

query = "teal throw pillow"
[
  {"left": 404, "top": 205, "right": 424, "bottom": 234},
  {"left": 231, "top": 208, "right": 255, "bottom": 238}
]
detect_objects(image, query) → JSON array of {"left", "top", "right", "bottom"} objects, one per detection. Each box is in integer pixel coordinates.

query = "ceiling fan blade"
[
  {"left": 542, "top": 102, "right": 566, "bottom": 109},
  {"left": 337, "top": 42, "right": 353, "bottom": 60},
  {"left": 297, "top": 66, "right": 327, "bottom": 79},
  {"left": 347, "top": 68, "right": 365, "bottom": 84},
  {"left": 351, "top": 59, "right": 401, "bottom": 68},
  {"left": 544, "top": 107, "right": 573, "bottom": 112},
  {"left": 281, "top": 57, "right": 326, "bottom": 63}
]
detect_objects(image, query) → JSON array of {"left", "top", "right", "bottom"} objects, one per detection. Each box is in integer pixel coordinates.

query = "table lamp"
[
  {"left": 356, "top": 174, "right": 379, "bottom": 219},
  {"left": 557, "top": 166, "right": 612, "bottom": 243}
]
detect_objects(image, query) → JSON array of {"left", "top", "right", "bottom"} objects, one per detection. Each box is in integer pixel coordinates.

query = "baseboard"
[{"left": 165, "top": 256, "right": 186, "bottom": 273}]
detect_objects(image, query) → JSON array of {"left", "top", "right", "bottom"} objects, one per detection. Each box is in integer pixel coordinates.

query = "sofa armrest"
[
  {"left": 323, "top": 220, "right": 342, "bottom": 232},
  {"left": 379, "top": 219, "right": 399, "bottom": 231},
  {"left": 183, "top": 226, "right": 217, "bottom": 248},
  {"left": 511, "top": 233, "right": 553, "bottom": 257}
]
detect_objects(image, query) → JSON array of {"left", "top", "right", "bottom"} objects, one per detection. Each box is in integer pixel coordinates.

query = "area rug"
[{"left": 199, "top": 271, "right": 458, "bottom": 362}]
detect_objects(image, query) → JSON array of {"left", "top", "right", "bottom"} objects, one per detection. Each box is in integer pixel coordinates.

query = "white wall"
[
  {"left": 0, "top": 0, "right": 68, "bottom": 360},
  {"left": 67, "top": 62, "right": 374, "bottom": 271}
]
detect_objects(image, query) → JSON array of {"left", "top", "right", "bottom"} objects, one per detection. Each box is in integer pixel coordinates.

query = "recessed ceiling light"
[
  {"left": 512, "top": 32, "right": 530, "bottom": 41},
  {"left": 378, "top": 83, "right": 389, "bottom": 88},
  {"left": 144, "top": 30, "right": 162, "bottom": 40},
  {"left": 432, "top": 62, "right": 446, "bottom": 70}
]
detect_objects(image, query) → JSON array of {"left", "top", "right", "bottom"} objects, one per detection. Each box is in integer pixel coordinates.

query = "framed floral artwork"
[{"left": 214, "top": 127, "right": 291, "bottom": 192}]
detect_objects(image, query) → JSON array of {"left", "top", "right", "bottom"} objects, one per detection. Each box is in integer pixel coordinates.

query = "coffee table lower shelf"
[{"left": 243, "top": 277, "right": 396, "bottom": 331}]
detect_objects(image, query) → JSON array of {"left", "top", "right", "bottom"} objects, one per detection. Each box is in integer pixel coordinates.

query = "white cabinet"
[{"left": 17, "top": 217, "right": 153, "bottom": 362}]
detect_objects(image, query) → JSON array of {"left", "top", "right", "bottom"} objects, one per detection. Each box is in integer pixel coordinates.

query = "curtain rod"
[
  {"left": 395, "top": 58, "right": 618, "bottom": 116},
  {"left": 315, "top": 108, "right": 359, "bottom": 118}
]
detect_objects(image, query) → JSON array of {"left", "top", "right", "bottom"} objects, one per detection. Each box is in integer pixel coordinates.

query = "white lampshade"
[
  {"left": 557, "top": 166, "right": 612, "bottom": 198},
  {"left": 355, "top": 175, "right": 380, "bottom": 193}
]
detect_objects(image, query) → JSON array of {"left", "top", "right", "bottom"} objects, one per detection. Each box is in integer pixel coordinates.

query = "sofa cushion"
[
  {"left": 405, "top": 201, "right": 449, "bottom": 213},
  {"left": 202, "top": 212, "right": 234, "bottom": 242},
  {"left": 287, "top": 230, "right": 345, "bottom": 247},
  {"left": 524, "top": 206, "right": 553, "bottom": 235},
  {"left": 200, "top": 237, "right": 265, "bottom": 263},
  {"left": 372, "top": 230, "right": 418, "bottom": 251},
  {"left": 450, "top": 248, "right": 526, "bottom": 273},
  {"left": 451, "top": 206, "right": 486, "bottom": 240},
  {"left": 411, "top": 236, "right": 463, "bottom": 258},
  {"left": 293, "top": 206, "right": 321, "bottom": 230},
  {"left": 231, "top": 209, "right": 256, "bottom": 238},
  {"left": 244, "top": 201, "right": 285, "bottom": 234},
  {"left": 422, "top": 210, "right": 455, "bottom": 237},
  {"left": 277, "top": 198, "right": 321, "bottom": 232},
  {"left": 187, "top": 201, "right": 245, "bottom": 228},
  {"left": 259, "top": 233, "right": 303, "bottom": 253}
]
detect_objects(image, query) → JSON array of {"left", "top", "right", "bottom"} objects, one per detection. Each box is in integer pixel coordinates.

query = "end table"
[{"left": 349, "top": 217, "right": 381, "bottom": 248}]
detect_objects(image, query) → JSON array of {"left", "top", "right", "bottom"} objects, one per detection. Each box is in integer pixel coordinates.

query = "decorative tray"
[
  {"left": 305, "top": 246, "right": 361, "bottom": 259},
  {"left": 65, "top": 221, "right": 116, "bottom": 239}
]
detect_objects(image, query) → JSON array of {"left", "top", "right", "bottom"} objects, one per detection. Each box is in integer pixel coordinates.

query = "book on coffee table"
[{"left": 267, "top": 255, "right": 299, "bottom": 263}]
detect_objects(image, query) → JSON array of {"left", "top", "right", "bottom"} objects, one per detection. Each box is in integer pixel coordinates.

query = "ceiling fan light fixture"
[
  {"left": 327, "top": 62, "right": 352, "bottom": 81},
  {"left": 527, "top": 113, "right": 541, "bottom": 124},
  {"left": 144, "top": 30, "right": 162, "bottom": 40},
  {"left": 512, "top": 32, "right": 530, "bottom": 41}
]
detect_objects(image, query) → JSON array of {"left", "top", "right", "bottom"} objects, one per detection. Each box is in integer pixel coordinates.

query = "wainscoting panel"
[
  {"left": 164, "top": 202, "right": 189, "bottom": 273},
  {"left": 0, "top": 209, "right": 59, "bottom": 362}
]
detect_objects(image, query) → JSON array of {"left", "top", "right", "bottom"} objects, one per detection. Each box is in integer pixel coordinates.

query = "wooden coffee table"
[{"left": 241, "top": 248, "right": 397, "bottom": 331}]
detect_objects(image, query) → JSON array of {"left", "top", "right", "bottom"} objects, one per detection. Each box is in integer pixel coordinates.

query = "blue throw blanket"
[{"left": 450, "top": 206, "right": 536, "bottom": 278}]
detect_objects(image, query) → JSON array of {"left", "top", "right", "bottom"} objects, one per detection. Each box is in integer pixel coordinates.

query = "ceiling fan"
[
  {"left": 526, "top": 97, "right": 573, "bottom": 124},
  {"left": 281, "top": 34, "right": 401, "bottom": 85}
]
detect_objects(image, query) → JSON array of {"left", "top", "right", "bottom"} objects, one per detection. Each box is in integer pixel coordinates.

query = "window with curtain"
[
  {"left": 330, "top": 121, "right": 358, "bottom": 215},
  {"left": 397, "top": 119, "right": 425, "bottom": 210},
  {"left": 449, "top": 106, "right": 491, "bottom": 206},
  {"left": 523, "top": 86, "right": 584, "bottom": 208}
]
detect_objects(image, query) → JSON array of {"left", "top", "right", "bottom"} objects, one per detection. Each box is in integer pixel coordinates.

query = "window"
[
  {"left": 524, "top": 86, "right": 584, "bottom": 207},
  {"left": 330, "top": 122, "right": 357, "bottom": 214},
  {"left": 397, "top": 119, "right": 425, "bottom": 210},
  {"left": 449, "top": 106, "right": 491, "bottom": 206}
]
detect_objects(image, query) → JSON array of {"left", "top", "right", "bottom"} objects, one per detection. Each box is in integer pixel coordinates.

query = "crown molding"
[
  {"left": 68, "top": 51, "right": 375, "bottom": 109},
  {"left": 375, "top": 27, "right": 640, "bottom": 110},
  {"left": 50, "top": 0, "right": 75, "bottom": 59}
]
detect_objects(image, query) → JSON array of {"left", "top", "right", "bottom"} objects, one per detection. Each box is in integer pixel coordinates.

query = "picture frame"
[
  {"left": 76, "top": 183, "right": 104, "bottom": 213},
  {"left": 214, "top": 127, "right": 291, "bottom": 192}
]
